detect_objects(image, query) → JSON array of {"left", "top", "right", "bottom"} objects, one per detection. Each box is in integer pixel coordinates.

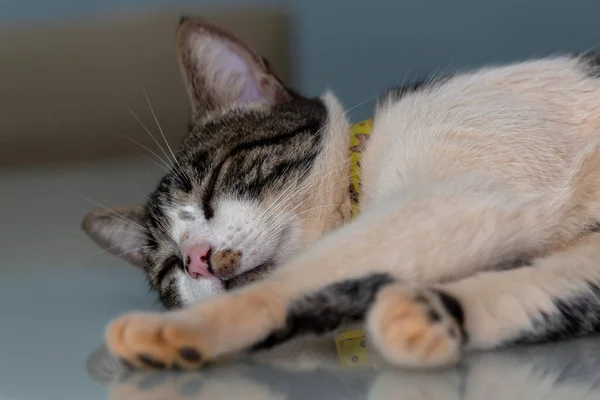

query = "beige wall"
[{"left": 0, "top": 9, "right": 291, "bottom": 166}]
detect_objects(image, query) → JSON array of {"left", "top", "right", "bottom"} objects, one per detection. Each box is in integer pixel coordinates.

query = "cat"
[{"left": 83, "top": 16, "right": 600, "bottom": 369}]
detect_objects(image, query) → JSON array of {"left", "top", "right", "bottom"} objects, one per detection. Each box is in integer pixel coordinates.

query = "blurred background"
[
  {"left": 1, "top": 1, "right": 600, "bottom": 399},
  {"left": 2, "top": 0, "right": 600, "bottom": 166}
]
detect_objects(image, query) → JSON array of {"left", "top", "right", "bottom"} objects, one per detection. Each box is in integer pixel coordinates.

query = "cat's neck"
[{"left": 295, "top": 117, "right": 374, "bottom": 247}]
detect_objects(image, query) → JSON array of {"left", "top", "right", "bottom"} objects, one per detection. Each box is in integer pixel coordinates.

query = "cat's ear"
[
  {"left": 176, "top": 17, "right": 293, "bottom": 118},
  {"left": 82, "top": 206, "right": 148, "bottom": 268}
]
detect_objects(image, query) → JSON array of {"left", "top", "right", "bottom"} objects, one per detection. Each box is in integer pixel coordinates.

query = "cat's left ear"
[
  {"left": 176, "top": 17, "right": 294, "bottom": 118},
  {"left": 82, "top": 206, "right": 148, "bottom": 268}
]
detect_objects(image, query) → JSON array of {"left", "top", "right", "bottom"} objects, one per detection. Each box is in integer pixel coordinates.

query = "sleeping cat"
[{"left": 83, "top": 17, "right": 600, "bottom": 369}]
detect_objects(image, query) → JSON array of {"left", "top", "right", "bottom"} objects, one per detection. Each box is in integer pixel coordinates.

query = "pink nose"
[{"left": 184, "top": 243, "right": 213, "bottom": 279}]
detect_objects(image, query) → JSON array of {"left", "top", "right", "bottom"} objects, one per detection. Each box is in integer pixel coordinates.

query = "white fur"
[
  {"left": 169, "top": 198, "right": 302, "bottom": 302},
  {"left": 176, "top": 272, "right": 223, "bottom": 305}
]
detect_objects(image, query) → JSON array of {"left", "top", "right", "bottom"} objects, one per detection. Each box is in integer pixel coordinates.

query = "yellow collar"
[
  {"left": 333, "top": 119, "right": 373, "bottom": 369},
  {"left": 349, "top": 119, "right": 373, "bottom": 218}
]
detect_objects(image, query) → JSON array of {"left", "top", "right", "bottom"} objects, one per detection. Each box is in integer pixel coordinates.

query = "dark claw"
[
  {"left": 138, "top": 354, "right": 167, "bottom": 369},
  {"left": 179, "top": 347, "right": 203, "bottom": 363},
  {"left": 427, "top": 307, "right": 441, "bottom": 322}
]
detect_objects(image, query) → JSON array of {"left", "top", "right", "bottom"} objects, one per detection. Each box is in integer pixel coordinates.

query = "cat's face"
[{"left": 82, "top": 18, "right": 352, "bottom": 308}]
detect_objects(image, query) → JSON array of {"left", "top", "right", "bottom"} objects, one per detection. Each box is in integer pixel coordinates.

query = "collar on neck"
[{"left": 349, "top": 119, "right": 373, "bottom": 218}]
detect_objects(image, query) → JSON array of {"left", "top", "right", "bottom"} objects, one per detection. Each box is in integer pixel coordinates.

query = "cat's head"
[{"left": 82, "top": 18, "right": 352, "bottom": 308}]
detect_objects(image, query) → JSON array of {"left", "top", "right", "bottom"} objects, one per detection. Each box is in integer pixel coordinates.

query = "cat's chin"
[
  {"left": 173, "top": 272, "right": 225, "bottom": 307},
  {"left": 172, "top": 261, "right": 278, "bottom": 307},
  {"left": 224, "top": 261, "right": 278, "bottom": 291}
]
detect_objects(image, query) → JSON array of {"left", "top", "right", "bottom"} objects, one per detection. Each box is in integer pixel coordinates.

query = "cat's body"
[{"left": 84, "top": 18, "right": 600, "bottom": 369}]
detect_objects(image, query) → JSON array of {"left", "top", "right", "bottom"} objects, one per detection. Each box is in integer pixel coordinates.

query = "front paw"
[
  {"left": 106, "top": 311, "right": 209, "bottom": 370},
  {"left": 106, "top": 287, "right": 287, "bottom": 370},
  {"left": 367, "top": 286, "right": 466, "bottom": 368}
]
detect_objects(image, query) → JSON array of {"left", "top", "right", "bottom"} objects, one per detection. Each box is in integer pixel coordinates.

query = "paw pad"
[{"left": 368, "top": 286, "right": 465, "bottom": 368}]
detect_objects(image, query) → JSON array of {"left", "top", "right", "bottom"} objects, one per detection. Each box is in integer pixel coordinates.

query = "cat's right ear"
[
  {"left": 82, "top": 206, "right": 148, "bottom": 268},
  {"left": 176, "top": 17, "right": 293, "bottom": 118}
]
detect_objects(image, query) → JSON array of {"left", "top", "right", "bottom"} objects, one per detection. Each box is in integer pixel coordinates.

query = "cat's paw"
[
  {"left": 106, "top": 287, "right": 287, "bottom": 370},
  {"left": 106, "top": 311, "right": 212, "bottom": 370},
  {"left": 367, "top": 285, "right": 466, "bottom": 368}
]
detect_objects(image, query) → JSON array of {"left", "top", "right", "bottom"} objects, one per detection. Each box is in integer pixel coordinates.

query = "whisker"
[
  {"left": 124, "top": 102, "right": 175, "bottom": 169},
  {"left": 68, "top": 190, "right": 149, "bottom": 233},
  {"left": 243, "top": 161, "right": 358, "bottom": 249},
  {"left": 84, "top": 243, "right": 129, "bottom": 262},
  {"left": 86, "top": 226, "right": 149, "bottom": 237},
  {"left": 342, "top": 93, "right": 378, "bottom": 117},
  {"left": 269, "top": 163, "right": 359, "bottom": 222},
  {"left": 268, "top": 158, "right": 354, "bottom": 214},
  {"left": 112, "top": 130, "right": 188, "bottom": 188},
  {"left": 111, "top": 130, "right": 188, "bottom": 188},
  {"left": 293, "top": 204, "right": 341, "bottom": 216},
  {"left": 255, "top": 210, "right": 313, "bottom": 246},
  {"left": 277, "top": 170, "right": 354, "bottom": 221},
  {"left": 141, "top": 85, "right": 190, "bottom": 184},
  {"left": 42, "top": 227, "right": 147, "bottom": 246},
  {"left": 140, "top": 154, "right": 170, "bottom": 173},
  {"left": 116, "top": 246, "right": 152, "bottom": 259},
  {"left": 259, "top": 200, "right": 354, "bottom": 245},
  {"left": 81, "top": 245, "right": 152, "bottom": 265},
  {"left": 252, "top": 162, "right": 316, "bottom": 231},
  {"left": 250, "top": 168, "right": 311, "bottom": 234},
  {"left": 258, "top": 203, "right": 347, "bottom": 250},
  {"left": 249, "top": 158, "right": 354, "bottom": 240},
  {"left": 112, "top": 132, "right": 171, "bottom": 170}
]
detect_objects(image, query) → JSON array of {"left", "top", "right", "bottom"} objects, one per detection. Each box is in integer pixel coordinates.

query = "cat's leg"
[
  {"left": 368, "top": 231, "right": 600, "bottom": 367},
  {"left": 106, "top": 273, "right": 398, "bottom": 369},
  {"left": 105, "top": 174, "right": 596, "bottom": 370}
]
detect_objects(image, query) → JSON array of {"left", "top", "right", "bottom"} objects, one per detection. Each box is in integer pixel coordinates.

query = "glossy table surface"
[{"left": 2, "top": 159, "right": 600, "bottom": 400}]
